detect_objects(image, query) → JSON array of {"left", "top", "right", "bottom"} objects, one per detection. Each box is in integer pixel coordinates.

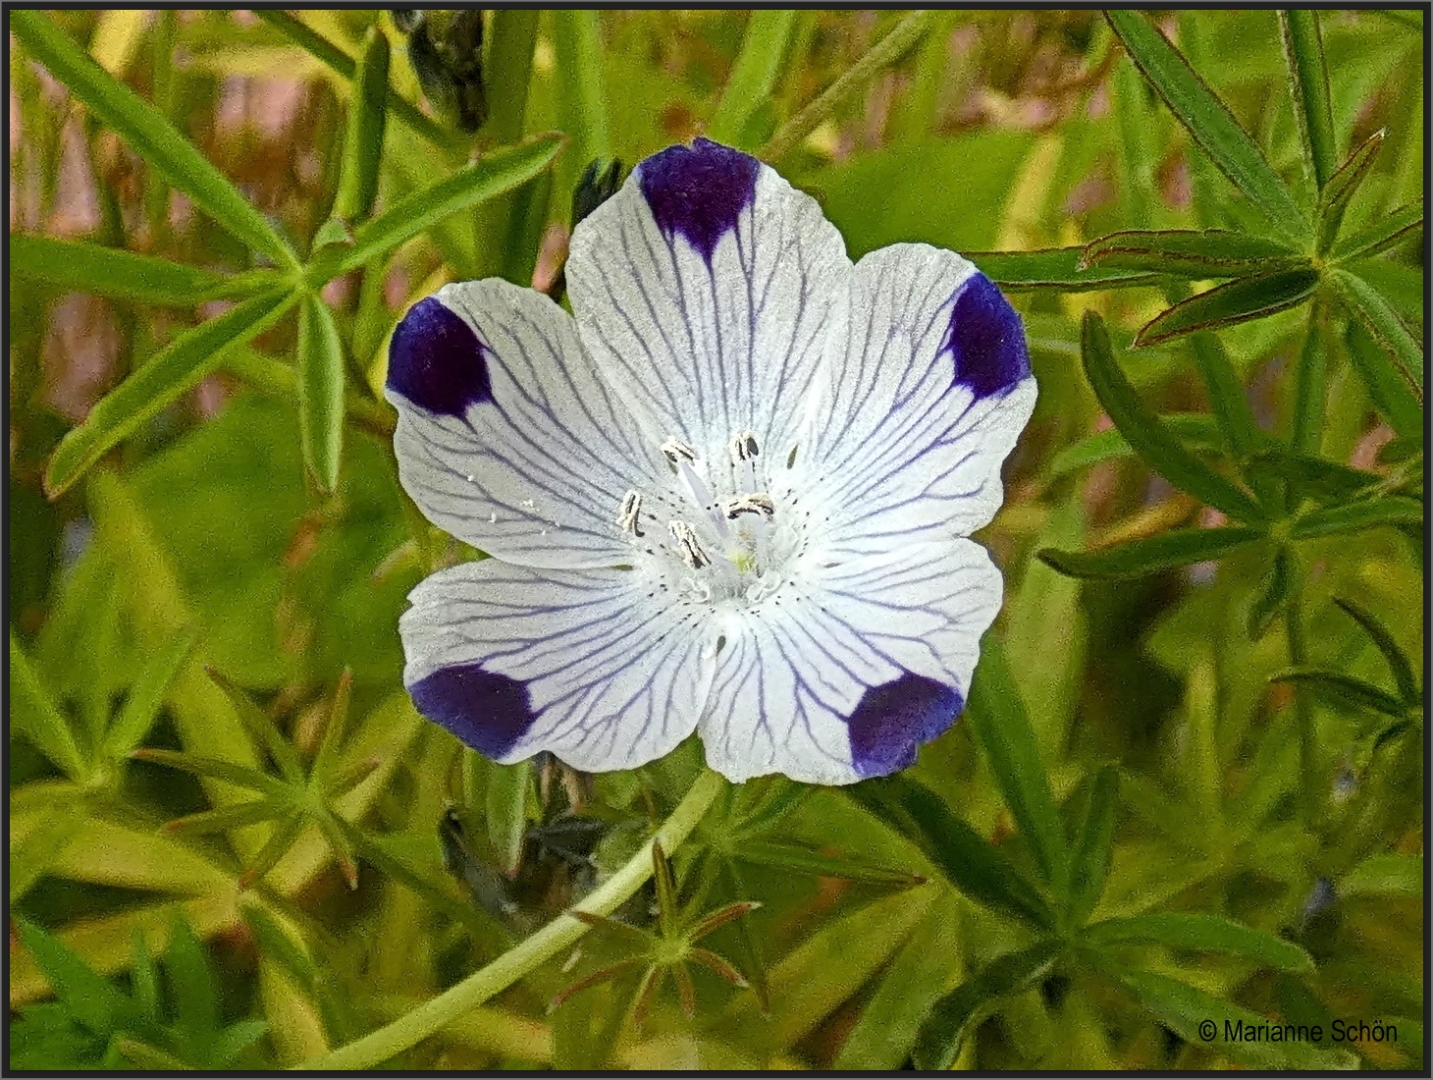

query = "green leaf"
[
  {"left": 911, "top": 939, "right": 1063, "bottom": 1070},
  {"left": 206, "top": 668, "right": 306, "bottom": 784},
  {"left": 1270, "top": 669, "right": 1408, "bottom": 719},
  {"left": 970, "top": 247, "right": 1162, "bottom": 292},
  {"left": 331, "top": 27, "right": 390, "bottom": 224},
  {"left": 1084, "top": 913, "right": 1313, "bottom": 972},
  {"left": 1331, "top": 201, "right": 1423, "bottom": 262},
  {"left": 165, "top": 915, "right": 218, "bottom": 1039},
  {"left": 1279, "top": 11, "right": 1337, "bottom": 191},
  {"left": 10, "top": 630, "right": 87, "bottom": 780},
  {"left": 1290, "top": 495, "right": 1423, "bottom": 540},
  {"left": 485, "top": 759, "right": 532, "bottom": 877},
  {"left": 1245, "top": 448, "right": 1380, "bottom": 506},
  {"left": 1101, "top": 968, "right": 1358, "bottom": 1070},
  {"left": 1049, "top": 414, "right": 1223, "bottom": 477},
  {"left": 297, "top": 294, "right": 346, "bottom": 492},
  {"left": 1188, "top": 332, "right": 1266, "bottom": 460},
  {"left": 1316, "top": 130, "right": 1383, "bottom": 253},
  {"left": 1039, "top": 526, "right": 1264, "bottom": 580},
  {"left": 9, "top": 235, "right": 281, "bottom": 307},
  {"left": 1135, "top": 269, "right": 1319, "bottom": 347},
  {"left": 1081, "top": 229, "right": 1302, "bottom": 278},
  {"left": 737, "top": 838, "right": 926, "bottom": 890},
  {"left": 1341, "top": 853, "right": 1422, "bottom": 898},
  {"left": 211, "top": 1019, "right": 269, "bottom": 1068},
  {"left": 1081, "top": 312, "right": 1266, "bottom": 522},
  {"left": 1333, "top": 597, "right": 1419, "bottom": 704},
  {"left": 10, "top": 812, "right": 81, "bottom": 905},
  {"left": 44, "top": 287, "right": 296, "bottom": 497},
  {"left": 306, "top": 135, "right": 564, "bottom": 283},
  {"left": 1105, "top": 10, "right": 1311, "bottom": 244},
  {"left": 1247, "top": 546, "right": 1293, "bottom": 638},
  {"left": 550, "top": 11, "right": 611, "bottom": 207},
  {"left": 849, "top": 776, "right": 1056, "bottom": 931},
  {"left": 101, "top": 628, "right": 198, "bottom": 761},
  {"left": 16, "top": 920, "right": 127, "bottom": 1035},
  {"left": 131, "top": 748, "right": 291, "bottom": 797},
  {"left": 11, "top": 11, "right": 297, "bottom": 267},
  {"left": 1066, "top": 766, "right": 1118, "bottom": 928},
  {"left": 965, "top": 637, "right": 1069, "bottom": 892},
  {"left": 706, "top": 11, "right": 798, "bottom": 148},
  {"left": 1344, "top": 321, "right": 1423, "bottom": 439},
  {"left": 163, "top": 799, "right": 287, "bottom": 836},
  {"left": 1326, "top": 267, "right": 1423, "bottom": 397}
]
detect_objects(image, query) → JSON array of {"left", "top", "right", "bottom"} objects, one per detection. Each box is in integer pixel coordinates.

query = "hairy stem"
[{"left": 297, "top": 768, "right": 726, "bottom": 1070}]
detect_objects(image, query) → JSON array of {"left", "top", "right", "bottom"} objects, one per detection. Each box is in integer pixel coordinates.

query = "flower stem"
[
  {"left": 762, "top": 10, "right": 934, "bottom": 162},
  {"left": 295, "top": 768, "right": 726, "bottom": 1070}
]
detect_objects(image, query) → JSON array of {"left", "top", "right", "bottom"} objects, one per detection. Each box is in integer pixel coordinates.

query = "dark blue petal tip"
[
  {"left": 409, "top": 661, "right": 537, "bottom": 759},
  {"left": 943, "top": 272, "right": 1031, "bottom": 400},
  {"left": 387, "top": 296, "right": 494, "bottom": 417},
  {"left": 847, "top": 672, "right": 964, "bottom": 779},
  {"left": 638, "top": 138, "right": 760, "bottom": 261}
]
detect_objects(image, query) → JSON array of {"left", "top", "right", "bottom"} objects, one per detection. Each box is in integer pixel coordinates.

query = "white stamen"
[
  {"left": 667, "top": 520, "right": 710, "bottom": 569},
  {"left": 724, "top": 493, "right": 775, "bottom": 520},
  {"left": 661, "top": 437, "right": 698, "bottom": 465},
  {"left": 616, "top": 490, "right": 644, "bottom": 536},
  {"left": 728, "top": 430, "right": 759, "bottom": 464}
]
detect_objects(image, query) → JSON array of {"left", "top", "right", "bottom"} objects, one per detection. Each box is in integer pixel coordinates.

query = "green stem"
[
  {"left": 296, "top": 768, "right": 726, "bottom": 1070},
  {"left": 1286, "top": 576, "right": 1322, "bottom": 831},
  {"left": 762, "top": 10, "right": 933, "bottom": 162}
]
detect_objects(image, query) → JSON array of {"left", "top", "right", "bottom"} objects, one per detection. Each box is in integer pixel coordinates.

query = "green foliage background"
[{"left": 8, "top": 9, "right": 1424, "bottom": 1071}]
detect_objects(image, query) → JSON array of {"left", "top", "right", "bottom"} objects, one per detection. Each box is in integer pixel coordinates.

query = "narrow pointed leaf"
[
  {"left": 1331, "top": 202, "right": 1423, "bottom": 262},
  {"left": 1135, "top": 269, "right": 1319, "bottom": 347},
  {"left": 1049, "top": 414, "right": 1222, "bottom": 477},
  {"left": 238, "top": 814, "right": 308, "bottom": 890},
  {"left": 1271, "top": 669, "right": 1408, "bottom": 718},
  {"left": 1105, "top": 10, "right": 1310, "bottom": 242},
  {"left": 970, "top": 247, "right": 1162, "bottom": 292},
  {"left": 1082, "top": 229, "right": 1301, "bottom": 278},
  {"left": 9, "top": 236, "right": 280, "bottom": 306},
  {"left": 911, "top": 938, "right": 1063, "bottom": 1070},
  {"left": 45, "top": 287, "right": 295, "bottom": 497},
  {"left": 306, "top": 135, "right": 563, "bottom": 283},
  {"left": 11, "top": 11, "right": 297, "bottom": 267},
  {"left": 1344, "top": 321, "right": 1422, "bottom": 439},
  {"left": 130, "top": 929, "right": 160, "bottom": 1021},
  {"left": 297, "top": 294, "right": 346, "bottom": 492},
  {"left": 652, "top": 840, "right": 679, "bottom": 937},
  {"left": 102, "top": 629, "right": 198, "bottom": 760},
  {"left": 1341, "top": 853, "right": 1423, "bottom": 899},
  {"left": 1326, "top": 267, "right": 1424, "bottom": 396},
  {"left": 1290, "top": 495, "right": 1422, "bottom": 539},
  {"left": 116, "top": 1039, "right": 191, "bottom": 1071},
  {"left": 166, "top": 915, "right": 219, "bottom": 1037},
  {"left": 549, "top": 960, "right": 643, "bottom": 1012},
  {"left": 210, "top": 1019, "right": 269, "bottom": 1068},
  {"left": 850, "top": 776, "right": 1056, "bottom": 931},
  {"left": 312, "top": 669, "right": 355, "bottom": 782},
  {"left": 331, "top": 27, "right": 389, "bottom": 224},
  {"left": 630, "top": 965, "right": 664, "bottom": 1029},
  {"left": 1248, "top": 546, "right": 1294, "bottom": 639},
  {"left": 1082, "top": 313, "right": 1266, "bottom": 522},
  {"left": 690, "top": 901, "right": 762, "bottom": 942},
  {"left": 965, "top": 638, "right": 1069, "bottom": 891},
  {"left": 706, "top": 10, "right": 798, "bottom": 148},
  {"left": 1333, "top": 598, "right": 1419, "bottom": 704},
  {"left": 485, "top": 759, "right": 532, "bottom": 877},
  {"left": 1279, "top": 11, "right": 1337, "bottom": 191},
  {"left": 1039, "top": 526, "right": 1264, "bottom": 580},
  {"left": 687, "top": 946, "right": 749, "bottom": 988},
  {"left": 1189, "top": 332, "right": 1266, "bottom": 460},
  {"left": 671, "top": 962, "right": 697, "bottom": 1017},
  {"left": 1066, "top": 766, "right": 1118, "bottom": 927},
  {"left": 16, "top": 921, "right": 126, "bottom": 1034},
  {"left": 570, "top": 910, "right": 651, "bottom": 944},
  {"left": 207, "top": 669, "right": 306, "bottom": 784},
  {"left": 311, "top": 810, "right": 360, "bottom": 891},
  {"left": 1245, "top": 448, "right": 1380, "bottom": 506},
  {"left": 10, "top": 813, "right": 81, "bottom": 905},
  {"left": 131, "top": 748, "right": 291, "bottom": 796},
  {"left": 1084, "top": 913, "right": 1312, "bottom": 971},
  {"left": 737, "top": 839, "right": 924, "bottom": 889},
  {"left": 1317, "top": 129, "right": 1384, "bottom": 252},
  {"left": 164, "top": 799, "right": 285, "bottom": 835},
  {"left": 10, "top": 631, "right": 87, "bottom": 780}
]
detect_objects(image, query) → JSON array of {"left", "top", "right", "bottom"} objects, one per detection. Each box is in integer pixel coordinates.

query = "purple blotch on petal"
[
  {"left": 409, "top": 661, "right": 536, "bottom": 760},
  {"left": 848, "top": 672, "right": 965, "bottom": 779},
  {"left": 638, "top": 138, "right": 759, "bottom": 261},
  {"left": 943, "top": 272, "right": 1031, "bottom": 400},
  {"left": 387, "top": 296, "right": 493, "bottom": 417}
]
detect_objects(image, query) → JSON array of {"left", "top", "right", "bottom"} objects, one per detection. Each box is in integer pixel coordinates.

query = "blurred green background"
[{"left": 9, "top": 9, "right": 1424, "bottom": 1071}]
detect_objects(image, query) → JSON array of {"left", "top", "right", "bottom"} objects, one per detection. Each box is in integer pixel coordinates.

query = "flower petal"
[
  {"left": 567, "top": 138, "right": 849, "bottom": 471},
  {"left": 400, "top": 558, "right": 717, "bottom": 771},
  {"left": 797, "top": 244, "right": 1037, "bottom": 555},
  {"left": 386, "top": 281, "right": 667, "bottom": 568},
  {"left": 699, "top": 539, "right": 1001, "bottom": 784}
]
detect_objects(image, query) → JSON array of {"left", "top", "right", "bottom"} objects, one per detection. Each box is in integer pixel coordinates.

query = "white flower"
[{"left": 386, "top": 139, "right": 1036, "bottom": 786}]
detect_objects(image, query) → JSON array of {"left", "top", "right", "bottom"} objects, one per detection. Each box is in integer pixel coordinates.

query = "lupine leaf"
[
  {"left": 1084, "top": 913, "right": 1313, "bottom": 971},
  {"left": 297, "top": 294, "right": 346, "bottom": 492},
  {"left": 737, "top": 838, "right": 925, "bottom": 889},
  {"left": 1039, "top": 527, "right": 1264, "bottom": 580},
  {"left": 330, "top": 27, "right": 389, "bottom": 225},
  {"left": 1290, "top": 496, "right": 1423, "bottom": 539},
  {"left": 1081, "top": 229, "right": 1301, "bottom": 278},
  {"left": 1331, "top": 202, "right": 1423, "bottom": 262},
  {"left": 1344, "top": 321, "right": 1423, "bottom": 439},
  {"left": 1316, "top": 130, "right": 1383, "bottom": 252},
  {"left": 100, "top": 629, "right": 198, "bottom": 761},
  {"left": 1279, "top": 10, "right": 1337, "bottom": 191},
  {"left": 1245, "top": 448, "right": 1381, "bottom": 505},
  {"left": 1247, "top": 546, "right": 1294, "bottom": 638},
  {"left": 1326, "top": 268, "right": 1424, "bottom": 395},
  {"left": 1066, "top": 766, "right": 1118, "bottom": 927},
  {"left": 1333, "top": 597, "right": 1419, "bottom": 704},
  {"left": 706, "top": 10, "right": 799, "bottom": 148},
  {"left": 10, "top": 630, "right": 87, "bottom": 780},
  {"left": 1049, "top": 414, "right": 1223, "bottom": 477},
  {"left": 16, "top": 921, "right": 128, "bottom": 1034},
  {"left": 970, "top": 247, "right": 1162, "bottom": 291},
  {"left": 1135, "top": 269, "right": 1319, "bottom": 347},
  {"left": 1270, "top": 669, "right": 1408, "bottom": 718},
  {"left": 1189, "top": 332, "right": 1267, "bottom": 460}
]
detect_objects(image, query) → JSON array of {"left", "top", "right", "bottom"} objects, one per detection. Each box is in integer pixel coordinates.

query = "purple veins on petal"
[
  {"left": 637, "top": 137, "right": 760, "bottom": 261},
  {"left": 847, "top": 671, "right": 965, "bottom": 779},
  {"left": 408, "top": 660, "right": 537, "bottom": 759},
  {"left": 943, "top": 272, "right": 1031, "bottom": 401},
  {"left": 387, "top": 297, "right": 494, "bottom": 417}
]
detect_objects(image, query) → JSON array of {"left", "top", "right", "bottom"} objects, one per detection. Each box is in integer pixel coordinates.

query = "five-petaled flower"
[{"left": 386, "top": 139, "right": 1036, "bottom": 786}]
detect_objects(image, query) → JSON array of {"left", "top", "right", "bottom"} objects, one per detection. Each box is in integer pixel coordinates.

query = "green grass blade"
[
  {"left": 1082, "top": 312, "right": 1267, "bottom": 522},
  {"left": 706, "top": 10, "right": 799, "bottom": 148},
  {"left": 307, "top": 135, "right": 563, "bottom": 283},
  {"left": 11, "top": 11, "right": 297, "bottom": 268},
  {"left": 10, "top": 630, "right": 87, "bottom": 780},
  {"left": 9, "top": 235, "right": 280, "bottom": 306},
  {"left": 970, "top": 247, "right": 1163, "bottom": 291},
  {"left": 331, "top": 27, "right": 390, "bottom": 225},
  {"left": 297, "top": 294, "right": 346, "bottom": 492},
  {"left": 965, "top": 637, "right": 1070, "bottom": 892},
  {"left": 1039, "top": 527, "right": 1264, "bottom": 580},
  {"left": 101, "top": 628, "right": 198, "bottom": 761},
  {"left": 44, "top": 287, "right": 296, "bottom": 497},
  {"left": 1326, "top": 268, "right": 1424, "bottom": 395},
  {"left": 1105, "top": 10, "right": 1311, "bottom": 243},
  {"left": 1135, "top": 269, "right": 1319, "bottom": 347},
  {"left": 1279, "top": 11, "right": 1338, "bottom": 191},
  {"left": 1085, "top": 913, "right": 1312, "bottom": 971}
]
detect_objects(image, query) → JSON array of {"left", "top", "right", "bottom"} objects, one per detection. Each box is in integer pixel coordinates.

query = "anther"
[
  {"left": 728, "top": 430, "right": 759, "bottom": 464},
  {"left": 724, "top": 493, "right": 775, "bottom": 520},
  {"left": 616, "top": 491, "right": 644, "bottom": 537},
  {"left": 667, "top": 520, "right": 710, "bottom": 569},
  {"left": 661, "top": 437, "right": 698, "bottom": 465}
]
